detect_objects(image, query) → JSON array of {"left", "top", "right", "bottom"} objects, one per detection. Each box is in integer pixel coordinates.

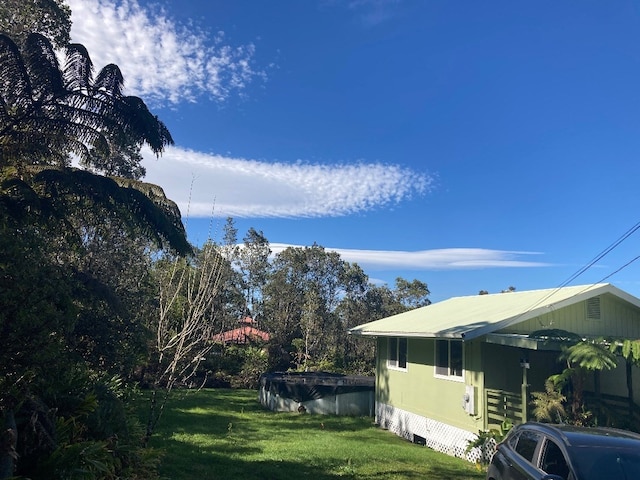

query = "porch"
[{"left": 485, "top": 388, "right": 640, "bottom": 431}]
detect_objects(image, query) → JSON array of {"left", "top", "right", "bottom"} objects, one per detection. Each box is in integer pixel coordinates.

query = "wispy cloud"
[
  {"left": 324, "top": 0, "right": 402, "bottom": 27},
  {"left": 142, "top": 147, "right": 432, "bottom": 218},
  {"left": 65, "top": 1, "right": 429, "bottom": 219},
  {"left": 67, "top": 0, "right": 263, "bottom": 105},
  {"left": 270, "top": 244, "right": 552, "bottom": 270}
]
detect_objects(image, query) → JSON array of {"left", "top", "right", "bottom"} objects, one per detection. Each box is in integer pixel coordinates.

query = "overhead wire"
[
  {"left": 555, "top": 220, "right": 640, "bottom": 290},
  {"left": 580, "top": 255, "right": 640, "bottom": 290},
  {"left": 507, "top": 220, "right": 640, "bottom": 324}
]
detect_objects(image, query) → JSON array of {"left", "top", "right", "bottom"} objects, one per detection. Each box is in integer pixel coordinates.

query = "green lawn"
[{"left": 142, "top": 389, "right": 486, "bottom": 480}]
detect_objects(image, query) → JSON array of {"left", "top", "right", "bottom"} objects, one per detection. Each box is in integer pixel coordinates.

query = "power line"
[
  {"left": 583, "top": 255, "right": 640, "bottom": 289},
  {"left": 555, "top": 220, "right": 640, "bottom": 289},
  {"left": 514, "top": 220, "right": 640, "bottom": 320}
]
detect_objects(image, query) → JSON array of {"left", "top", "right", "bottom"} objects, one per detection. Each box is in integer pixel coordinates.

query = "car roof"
[{"left": 518, "top": 422, "right": 640, "bottom": 448}]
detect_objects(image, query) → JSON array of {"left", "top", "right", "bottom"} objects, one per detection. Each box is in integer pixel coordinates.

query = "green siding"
[
  {"left": 376, "top": 337, "right": 485, "bottom": 432},
  {"left": 499, "top": 294, "right": 640, "bottom": 338}
]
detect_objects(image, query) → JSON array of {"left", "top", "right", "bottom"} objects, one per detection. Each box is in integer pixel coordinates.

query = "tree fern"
[
  {"left": 564, "top": 341, "right": 617, "bottom": 371},
  {"left": 0, "top": 32, "right": 173, "bottom": 174}
]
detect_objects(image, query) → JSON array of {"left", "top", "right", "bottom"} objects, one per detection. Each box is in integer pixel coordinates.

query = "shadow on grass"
[{"left": 157, "top": 443, "right": 363, "bottom": 480}]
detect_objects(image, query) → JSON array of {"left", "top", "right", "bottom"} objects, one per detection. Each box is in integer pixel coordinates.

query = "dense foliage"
[
  {"left": 531, "top": 333, "right": 640, "bottom": 431},
  {"left": 0, "top": 30, "right": 183, "bottom": 479}
]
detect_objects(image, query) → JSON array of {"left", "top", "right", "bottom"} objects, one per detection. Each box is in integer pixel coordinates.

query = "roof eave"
[{"left": 348, "top": 330, "right": 466, "bottom": 339}]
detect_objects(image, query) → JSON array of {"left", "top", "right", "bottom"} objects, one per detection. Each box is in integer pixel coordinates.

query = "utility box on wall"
[{"left": 462, "top": 385, "right": 476, "bottom": 415}]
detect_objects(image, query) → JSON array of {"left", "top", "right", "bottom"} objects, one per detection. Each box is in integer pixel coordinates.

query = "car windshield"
[{"left": 570, "top": 447, "right": 640, "bottom": 480}]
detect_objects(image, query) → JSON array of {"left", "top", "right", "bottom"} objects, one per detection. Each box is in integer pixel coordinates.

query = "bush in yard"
[
  {"left": 12, "top": 369, "right": 161, "bottom": 479},
  {"left": 232, "top": 346, "right": 269, "bottom": 389}
]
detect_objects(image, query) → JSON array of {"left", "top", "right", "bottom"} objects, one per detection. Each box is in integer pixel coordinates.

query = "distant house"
[
  {"left": 348, "top": 283, "right": 640, "bottom": 462},
  {"left": 212, "top": 316, "right": 270, "bottom": 345}
]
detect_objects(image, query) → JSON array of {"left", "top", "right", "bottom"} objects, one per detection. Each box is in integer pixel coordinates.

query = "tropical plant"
[
  {"left": 608, "top": 338, "right": 640, "bottom": 422},
  {"left": 235, "top": 346, "right": 269, "bottom": 389},
  {"left": 0, "top": 32, "right": 185, "bottom": 479},
  {"left": 0, "top": 32, "right": 172, "bottom": 172},
  {"left": 466, "top": 423, "right": 511, "bottom": 466},
  {"left": 531, "top": 379, "right": 567, "bottom": 423},
  {"left": 531, "top": 330, "right": 640, "bottom": 425}
]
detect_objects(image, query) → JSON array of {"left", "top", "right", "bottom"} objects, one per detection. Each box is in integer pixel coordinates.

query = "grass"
[{"left": 140, "top": 388, "right": 486, "bottom": 480}]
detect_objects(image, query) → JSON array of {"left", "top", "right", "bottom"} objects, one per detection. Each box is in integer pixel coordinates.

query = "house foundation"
[{"left": 376, "top": 402, "right": 484, "bottom": 463}]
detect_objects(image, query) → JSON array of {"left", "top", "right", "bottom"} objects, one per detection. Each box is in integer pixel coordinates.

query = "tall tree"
[
  {"left": 0, "top": 0, "right": 71, "bottom": 48},
  {"left": 237, "top": 227, "right": 271, "bottom": 318},
  {"left": 264, "top": 244, "right": 348, "bottom": 371},
  {"left": 0, "top": 33, "right": 184, "bottom": 478},
  {"left": 212, "top": 219, "right": 246, "bottom": 337},
  {"left": 221, "top": 216, "right": 239, "bottom": 261},
  {"left": 0, "top": 32, "right": 188, "bottom": 252},
  {"left": 394, "top": 277, "right": 431, "bottom": 309}
]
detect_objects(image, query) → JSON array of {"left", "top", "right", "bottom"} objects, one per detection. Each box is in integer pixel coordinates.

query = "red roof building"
[{"left": 211, "top": 317, "right": 270, "bottom": 345}]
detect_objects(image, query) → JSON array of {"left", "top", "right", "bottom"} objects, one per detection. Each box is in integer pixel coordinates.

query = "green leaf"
[{"left": 566, "top": 341, "right": 617, "bottom": 371}]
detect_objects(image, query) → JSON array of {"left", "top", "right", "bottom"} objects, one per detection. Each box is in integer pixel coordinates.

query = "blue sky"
[{"left": 67, "top": 0, "right": 640, "bottom": 302}]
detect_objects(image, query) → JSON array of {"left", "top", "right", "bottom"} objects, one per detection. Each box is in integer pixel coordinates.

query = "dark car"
[{"left": 486, "top": 422, "right": 640, "bottom": 480}]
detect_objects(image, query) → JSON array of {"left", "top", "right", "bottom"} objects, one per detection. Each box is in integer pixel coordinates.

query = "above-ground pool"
[{"left": 259, "top": 372, "right": 375, "bottom": 416}]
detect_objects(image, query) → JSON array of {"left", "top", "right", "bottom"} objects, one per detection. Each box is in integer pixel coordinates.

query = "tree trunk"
[{"left": 0, "top": 410, "right": 17, "bottom": 480}]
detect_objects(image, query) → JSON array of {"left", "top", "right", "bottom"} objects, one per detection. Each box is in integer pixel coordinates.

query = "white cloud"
[
  {"left": 67, "top": 0, "right": 262, "bottom": 104},
  {"left": 64, "top": 1, "right": 431, "bottom": 219},
  {"left": 142, "top": 146, "right": 431, "bottom": 218},
  {"left": 269, "top": 243, "right": 551, "bottom": 270}
]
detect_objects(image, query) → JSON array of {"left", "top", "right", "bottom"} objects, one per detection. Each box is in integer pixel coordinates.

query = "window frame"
[
  {"left": 387, "top": 337, "right": 408, "bottom": 371},
  {"left": 434, "top": 339, "right": 464, "bottom": 381},
  {"left": 539, "top": 438, "right": 571, "bottom": 479},
  {"left": 514, "top": 430, "right": 542, "bottom": 463}
]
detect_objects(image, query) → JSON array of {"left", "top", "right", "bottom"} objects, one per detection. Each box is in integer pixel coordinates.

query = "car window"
[
  {"left": 571, "top": 448, "right": 640, "bottom": 480},
  {"left": 540, "top": 439, "right": 570, "bottom": 479},
  {"left": 514, "top": 430, "right": 541, "bottom": 463}
]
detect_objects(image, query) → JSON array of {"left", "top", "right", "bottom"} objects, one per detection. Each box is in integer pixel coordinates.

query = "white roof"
[{"left": 348, "top": 283, "right": 640, "bottom": 341}]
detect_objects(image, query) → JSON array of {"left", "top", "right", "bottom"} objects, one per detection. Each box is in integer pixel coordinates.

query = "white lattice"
[{"left": 376, "top": 403, "right": 485, "bottom": 463}]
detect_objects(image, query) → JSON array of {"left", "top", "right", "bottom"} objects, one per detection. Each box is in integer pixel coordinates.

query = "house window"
[
  {"left": 435, "top": 339, "right": 463, "bottom": 379},
  {"left": 388, "top": 337, "right": 407, "bottom": 369}
]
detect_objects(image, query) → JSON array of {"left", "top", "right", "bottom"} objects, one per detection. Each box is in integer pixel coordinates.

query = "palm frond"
[
  {"left": 63, "top": 43, "right": 94, "bottom": 92},
  {"left": 92, "top": 63, "right": 124, "bottom": 98},
  {"left": 565, "top": 341, "right": 617, "bottom": 371},
  {"left": 528, "top": 329, "right": 582, "bottom": 343},
  {"left": 23, "top": 32, "right": 64, "bottom": 101},
  {"left": 1, "top": 33, "right": 173, "bottom": 174},
  {"left": 0, "top": 34, "right": 33, "bottom": 132},
  {"left": 0, "top": 175, "right": 48, "bottom": 220},
  {"left": 531, "top": 379, "right": 566, "bottom": 423},
  {"left": 120, "top": 96, "right": 174, "bottom": 155},
  {"left": 30, "top": 168, "right": 191, "bottom": 255}
]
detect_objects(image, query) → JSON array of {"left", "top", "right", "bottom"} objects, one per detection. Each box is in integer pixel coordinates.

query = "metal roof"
[{"left": 348, "top": 283, "right": 640, "bottom": 341}]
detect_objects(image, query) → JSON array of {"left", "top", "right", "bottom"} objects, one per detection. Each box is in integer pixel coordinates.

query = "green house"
[{"left": 348, "top": 283, "right": 640, "bottom": 462}]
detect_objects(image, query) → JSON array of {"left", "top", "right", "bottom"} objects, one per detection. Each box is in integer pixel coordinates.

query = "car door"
[
  {"left": 538, "top": 438, "right": 573, "bottom": 480},
  {"left": 505, "top": 429, "right": 544, "bottom": 480}
]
